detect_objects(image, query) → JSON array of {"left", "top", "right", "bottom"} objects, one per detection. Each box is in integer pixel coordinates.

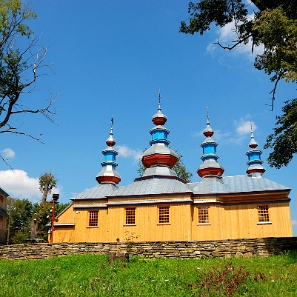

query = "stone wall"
[{"left": 0, "top": 237, "right": 297, "bottom": 260}]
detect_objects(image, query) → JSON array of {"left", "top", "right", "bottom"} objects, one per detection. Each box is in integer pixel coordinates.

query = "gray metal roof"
[
  {"left": 189, "top": 175, "right": 290, "bottom": 195},
  {"left": 70, "top": 174, "right": 290, "bottom": 201},
  {"left": 107, "top": 198, "right": 193, "bottom": 206},
  {"left": 112, "top": 177, "right": 192, "bottom": 197},
  {"left": 73, "top": 204, "right": 107, "bottom": 209},
  {"left": 143, "top": 143, "right": 178, "bottom": 157},
  {"left": 71, "top": 183, "right": 118, "bottom": 200},
  {"left": 143, "top": 166, "right": 177, "bottom": 177},
  {"left": 0, "top": 209, "right": 8, "bottom": 217},
  {"left": 0, "top": 187, "right": 9, "bottom": 197}
]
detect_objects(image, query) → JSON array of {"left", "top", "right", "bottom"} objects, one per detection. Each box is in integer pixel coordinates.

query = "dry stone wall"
[{"left": 0, "top": 237, "right": 297, "bottom": 260}]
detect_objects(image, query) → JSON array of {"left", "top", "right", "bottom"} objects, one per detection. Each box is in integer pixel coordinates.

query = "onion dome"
[
  {"left": 141, "top": 93, "right": 178, "bottom": 177},
  {"left": 96, "top": 118, "right": 121, "bottom": 184},
  {"left": 246, "top": 123, "right": 265, "bottom": 177},
  {"left": 197, "top": 114, "right": 224, "bottom": 178},
  {"left": 152, "top": 92, "right": 167, "bottom": 125}
]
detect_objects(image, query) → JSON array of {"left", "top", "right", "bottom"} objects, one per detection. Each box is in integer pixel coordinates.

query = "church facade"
[{"left": 52, "top": 98, "right": 292, "bottom": 243}]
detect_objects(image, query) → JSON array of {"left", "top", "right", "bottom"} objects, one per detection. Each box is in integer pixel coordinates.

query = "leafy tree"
[
  {"left": 36, "top": 201, "right": 70, "bottom": 242},
  {"left": 137, "top": 152, "right": 193, "bottom": 183},
  {"left": 39, "top": 172, "right": 57, "bottom": 204},
  {"left": 6, "top": 197, "right": 35, "bottom": 244},
  {"left": 6, "top": 196, "right": 70, "bottom": 243},
  {"left": 0, "top": 0, "right": 56, "bottom": 164},
  {"left": 180, "top": 0, "right": 297, "bottom": 168},
  {"left": 264, "top": 99, "right": 297, "bottom": 168}
]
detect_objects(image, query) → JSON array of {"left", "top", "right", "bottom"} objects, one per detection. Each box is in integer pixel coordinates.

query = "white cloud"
[
  {"left": 116, "top": 145, "right": 143, "bottom": 162},
  {"left": 235, "top": 119, "right": 257, "bottom": 135},
  {"left": 1, "top": 148, "right": 15, "bottom": 159},
  {"left": 207, "top": 13, "right": 264, "bottom": 59},
  {"left": 223, "top": 117, "right": 257, "bottom": 145},
  {"left": 292, "top": 220, "right": 297, "bottom": 226},
  {"left": 0, "top": 169, "right": 60, "bottom": 203},
  {"left": 193, "top": 116, "right": 257, "bottom": 146}
]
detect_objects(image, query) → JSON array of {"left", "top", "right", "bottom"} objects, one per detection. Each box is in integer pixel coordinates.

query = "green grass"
[{"left": 1, "top": 253, "right": 297, "bottom": 297}]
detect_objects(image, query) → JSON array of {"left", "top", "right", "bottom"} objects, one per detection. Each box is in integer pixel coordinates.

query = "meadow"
[{"left": 1, "top": 252, "right": 297, "bottom": 297}]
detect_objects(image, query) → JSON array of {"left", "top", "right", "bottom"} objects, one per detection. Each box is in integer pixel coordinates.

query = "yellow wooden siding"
[
  {"left": 53, "top": 206, "right": 110, "bottom": 242},
  {"left": 106, "top": 204, "right": 192, "bottom": 242},
  {"left": 53, "top": 201, "right": 293, "bottom": 243},
  {"left": 191, "top": 203, "right": 292, "bottom": 241}
]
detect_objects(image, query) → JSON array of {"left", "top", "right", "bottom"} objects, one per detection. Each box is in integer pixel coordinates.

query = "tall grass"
[{"left": 1, "top": 252, "right": 297, "bottom": 296}]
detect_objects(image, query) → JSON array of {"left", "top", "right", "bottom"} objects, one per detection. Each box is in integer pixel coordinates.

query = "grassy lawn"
[{"left": 0, "top": 252, "right": 297, "bottom": 296}]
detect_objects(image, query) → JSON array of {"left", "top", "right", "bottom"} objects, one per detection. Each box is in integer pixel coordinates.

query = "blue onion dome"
[
  {"left": 96, "top": 119, "right": 121, "bottom": 184},
  {"left": 246, "top": 123, "right": 265, "bottom": 177},
  {"left": 141, "top": 93, "right": 178, "bottom": 176},
  {"left": 197, "top": 114, "right": 224, "bottom": 178}
]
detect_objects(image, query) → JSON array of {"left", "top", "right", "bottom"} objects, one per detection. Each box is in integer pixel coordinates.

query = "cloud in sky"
[
  {"left": 1, "top": 148, "right": 15, "bottom": 159},
  {"left": 0, "top": 169, "right": 60, "bottom": 203},
  {"left": 235, "top": 118, "right": 257, "bottom": 135},
  {"left": 206, "top": 13, "right": 264, "bottom": 59},
  {"left": 292, "top": 220, "right": 297, "bottom": 226},
  {"left": 194, "top": 115, "right": 257, "bottom": 146},
  {"left": 226, "top": 116, "right": 257, "bottom": 145},
  {"left": 116, "top": 145, "right": 143, "bottom": 162}
]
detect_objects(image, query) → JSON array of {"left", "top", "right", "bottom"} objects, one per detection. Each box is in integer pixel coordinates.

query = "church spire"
[
  {"left": 197, "top": 109, "right": 224, "bottom": 178},
  {"left": 246, "top": 122, "right": 265, "bottom": 177},
  {"left": 96, "top": 118, "right": 121, "bottom": 184},
  {"left": 140, "top": 92, "right": 179, "bottom": 177}
]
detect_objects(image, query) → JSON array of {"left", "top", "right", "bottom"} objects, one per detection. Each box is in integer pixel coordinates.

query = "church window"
[
  {"left": 158, "top": 206, "right": 169, "bottom": 223},
  {"left": 88, "top": 211, "right": 98, "bottom": 226},
  {"left": 258, "top": 205, "right": 269, "bottom": 222},
  {"left": 198, "top": 207, "right": 209, "bottom": 224},
  {"left": 126, "top": 208, "right": 136, "bottom": 225}
]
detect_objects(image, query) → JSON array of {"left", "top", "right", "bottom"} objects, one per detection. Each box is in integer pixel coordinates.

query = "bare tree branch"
[{"left": 0, "top": 2, "right": 56, "bottom": 148}]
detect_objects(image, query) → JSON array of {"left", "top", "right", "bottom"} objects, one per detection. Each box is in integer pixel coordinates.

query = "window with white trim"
[{"left": 258, "top": 205, "right": 269, "bottom": 222}]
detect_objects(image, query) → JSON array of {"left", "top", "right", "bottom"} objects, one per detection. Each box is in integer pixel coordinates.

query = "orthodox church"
[{"left": 52, "top": 96, "right": 293, "bottom": 243}]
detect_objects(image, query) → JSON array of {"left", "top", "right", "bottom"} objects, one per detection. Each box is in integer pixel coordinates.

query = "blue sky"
[{"left": 1, "top": 0, "right": 296, "bottom": 235}]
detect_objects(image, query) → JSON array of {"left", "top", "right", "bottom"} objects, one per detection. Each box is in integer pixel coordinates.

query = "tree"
[
  {"left": 6, "top": 197, "right": 70, "bottom": 243},
  {"left": 6, "top": 197, "right": 36, "bottom": 244},
  {"left": 39, "top": 172, "right": 57, "bottom": 204},
  {"left": 0, "top": 0, "right": 56, "bottom": 164},
  {"left": 264, "top": 99, "right": 297, "bottom": 168},
  {"left": 36, "top": 201, "right": 70, "bottom": 242},
  {"left": 137, "top": 152, "right": 193, "bottom": 183},
  {"left": 180, "top": 0, "right": 297, "bottom": 168}
]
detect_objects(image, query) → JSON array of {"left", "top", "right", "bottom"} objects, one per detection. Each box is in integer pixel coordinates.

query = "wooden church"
[{"left": 52, "top": 97, "right": 293, "bottom": 243}]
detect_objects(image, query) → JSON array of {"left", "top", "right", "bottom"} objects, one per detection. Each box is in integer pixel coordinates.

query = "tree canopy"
[
  {"left": 0, "top": 0, "right": 56, "bottom": 164},
  {"left": 180, "top": 0, "right": 297, "bottom": 168},
  {"left": 39, "top": 172, "right": 57, "bottom": 204},
  {"left": 6, "top": 197, "right": 69, "bottom": 243}
]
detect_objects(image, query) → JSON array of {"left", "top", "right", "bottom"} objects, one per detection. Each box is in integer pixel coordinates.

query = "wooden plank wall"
[{"left": 53, "top": 202, "right": 293, "bottom": 243}]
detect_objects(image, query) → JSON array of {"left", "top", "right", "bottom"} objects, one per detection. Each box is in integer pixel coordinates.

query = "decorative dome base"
[{"left": 142, "top": 154, "right": 178, "bottom": 168}]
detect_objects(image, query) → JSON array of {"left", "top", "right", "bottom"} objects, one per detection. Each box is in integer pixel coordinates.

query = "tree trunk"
[{"left": 41, "top": 187, "right": 48, "bottom": 204}]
